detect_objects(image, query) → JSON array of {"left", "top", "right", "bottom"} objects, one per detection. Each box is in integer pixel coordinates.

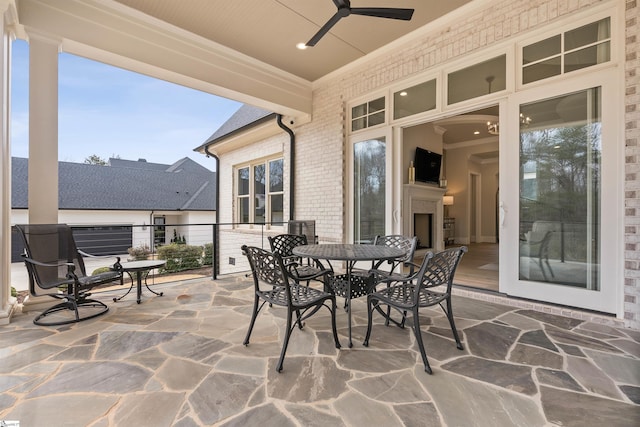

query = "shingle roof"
[
  {"left": 196, "top": 104, "right": 276, "bottom": 149},
  {"left": 11, "top": 157, "right": 216, "bottom": 211}
]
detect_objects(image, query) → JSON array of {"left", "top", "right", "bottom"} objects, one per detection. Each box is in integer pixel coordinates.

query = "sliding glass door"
[{"left": 502, "top": 72, "right": 619, "bottom": 313}]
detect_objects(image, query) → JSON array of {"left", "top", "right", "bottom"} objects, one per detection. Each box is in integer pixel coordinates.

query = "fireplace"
[
  {"left": 403, "top": 184, "right": 446, "bottom": 253},
  {"left": 414, "top": 213, "right": 433, "bottom": 249}
]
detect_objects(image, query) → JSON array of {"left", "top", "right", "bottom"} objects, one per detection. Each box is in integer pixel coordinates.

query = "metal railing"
[{"left": 12, "top": 221, "right": 321, "bottom": 281}]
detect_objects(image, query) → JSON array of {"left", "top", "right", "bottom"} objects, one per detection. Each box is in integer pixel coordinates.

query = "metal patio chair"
[
  {"left": 363, "top": 246, "right": 467, "bottom": 373},
  {"left": 241, "top": 245, "right": 341, "bottom": 372},
  {"left": 15, "top": 224, "right": 123, "bottom": 326},
  {"left": 353, "top": 235, "right": 418, "bottom": 326},
  {"left": 268, "top": 233, "right": 332, "bottom": 288}
]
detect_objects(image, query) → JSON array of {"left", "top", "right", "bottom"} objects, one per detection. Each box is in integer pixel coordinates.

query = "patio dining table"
[{"left": 292, "top": 243, "right": 404, "bottom": 347}]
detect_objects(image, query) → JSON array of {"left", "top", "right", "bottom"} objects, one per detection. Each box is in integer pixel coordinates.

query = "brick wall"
[
  {"left": 292, "top": 0, "right": 639, "bottom": 327},
  {"left": 625, "top": 0, "right": 640, "bottom": 328},
  {"left": 217, "top": 0, "right": 638, "bottom": 327}
]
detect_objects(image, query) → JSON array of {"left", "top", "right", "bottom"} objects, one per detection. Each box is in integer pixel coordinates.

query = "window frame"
[
  {"left": 235, "top": 156, "right": 284, "bottom": 228},
  {"left": 516, "top": 10, "right": 617, "bottom": 90}
]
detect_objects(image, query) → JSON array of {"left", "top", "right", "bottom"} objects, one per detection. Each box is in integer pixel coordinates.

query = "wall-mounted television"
[{"left": 414, "top": 147, "right": 442, "bottom": 184}]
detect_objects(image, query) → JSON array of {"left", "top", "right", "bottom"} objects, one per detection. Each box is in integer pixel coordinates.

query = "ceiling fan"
[{"left": 305, "top": 0, "right": 415, "bottom": 47}]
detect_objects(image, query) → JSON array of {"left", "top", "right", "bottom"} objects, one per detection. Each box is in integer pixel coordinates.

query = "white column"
[
  {"left": 20, "top": 30, "right": 62, "bottom": 315},
  {"left": 27, "top": 30, "right": 60, "bottom": 224},
  {"left": 0, "top": 0, "right": 18, "bottom": 325}
]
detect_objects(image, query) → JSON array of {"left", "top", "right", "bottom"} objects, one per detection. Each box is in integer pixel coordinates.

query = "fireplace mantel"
[{"left": 403, "top": 184, "right": 447, "bottom": 253}]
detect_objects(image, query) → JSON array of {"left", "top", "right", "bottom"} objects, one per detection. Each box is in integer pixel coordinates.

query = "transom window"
[
  {"left": 351, "top": 97, "right": 385, "bottom": 132},
  {"left": 522, "top": 17, "right": 610, "bottom": 84},
  {"left": 237, "top": 158, "right": 284, "bottom": 225}
]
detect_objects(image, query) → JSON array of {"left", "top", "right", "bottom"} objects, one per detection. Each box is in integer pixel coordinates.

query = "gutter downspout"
[
  {"left": 276, "top": 114, "right": 295, "bottom": 221},
  {"left": 204, "top": 147, "right": 220, "bottom": 280}
]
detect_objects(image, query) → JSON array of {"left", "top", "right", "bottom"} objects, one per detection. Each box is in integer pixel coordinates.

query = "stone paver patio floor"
[{"left": 1, "top": 275, "right": 639, "bottom": 426}]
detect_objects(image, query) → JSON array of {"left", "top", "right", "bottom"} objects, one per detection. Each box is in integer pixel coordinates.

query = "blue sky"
[{"left": 10, "top": 39, "right": 242, "bottom": 170}]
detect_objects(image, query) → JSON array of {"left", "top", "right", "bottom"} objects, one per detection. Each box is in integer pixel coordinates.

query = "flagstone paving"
[{"left": 0, "top": 275, "right": 639, "bottom": 426}]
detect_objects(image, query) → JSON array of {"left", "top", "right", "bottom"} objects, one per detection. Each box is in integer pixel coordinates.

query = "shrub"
[
  {"left": 92, "top": 266, "right": 111, "bottom": 275},
  {"left": 171, "top": 230, "right": 187, "bottom": 245},
  {"left": 127, "top": 244, "right": 150, "bottom": 261},
  {"left": 157, "top": 243, "right": 202, "bottom": 273},
  {"left": 202, "top": 243, "right": 214, "bottom": 265}
]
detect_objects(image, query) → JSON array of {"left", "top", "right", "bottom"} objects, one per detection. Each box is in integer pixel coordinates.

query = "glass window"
[
  {"left": 351, "top": 97, "right": 386, "bottom": 131},
  {"left": 522, "top": 17, "right": 611, "bottom": 84},
  {"left": 237, "top": 167, "right": 250, "bottom": 223},
  {"left": 254, "top": 164, "right": 266, "bottom": 223},
  {"left": 523, "top": 35, "right": 561, "bottom": 65},
  {"left": 519, "top": 87, "right": 601, "bottom": 290},
  {"left": 523, "top": 57, "right": 562, "bottom": 84},
  {"left": 354, "top": 138, "right": 386, "bottom": 244},
  {"left": 269, "top": 159, "right": 284, "bottom": 224},
  {"left": 393, "top": 79, "right": 437, "bottom": 119},
  {"left": 564, "top": 18, "right": 610, "bottom": 51},
  {"left": 236, "top": 158, "right": 284, "bottom": 225},
  {"left": 447, "top": 55, "right": 506, "bottom": 105}
]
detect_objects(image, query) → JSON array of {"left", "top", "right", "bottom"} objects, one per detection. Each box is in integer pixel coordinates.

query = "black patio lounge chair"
[
  {"left": 268, "top": 233, "right": 332, "bottom": 288},
  {"left": 16, "top": 224, "right": 123, "bottom": 326},
  {"left": 241, "top": 245, "right": 341, "bottom": 372},
  {"left": 363, "top": 246, "right": 467, "bottom": 373}
]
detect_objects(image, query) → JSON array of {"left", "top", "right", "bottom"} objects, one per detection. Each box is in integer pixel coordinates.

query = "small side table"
[
  {"left": 444, "top": 217, "right": 455, "bottom": 246},
  {"left": 116, "top": 260, "right": 166, "bottom": 304}
]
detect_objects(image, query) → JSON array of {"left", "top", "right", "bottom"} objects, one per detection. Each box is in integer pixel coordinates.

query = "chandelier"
[{"left": 486, "top": 113, "right": 532, "bottom": 135}]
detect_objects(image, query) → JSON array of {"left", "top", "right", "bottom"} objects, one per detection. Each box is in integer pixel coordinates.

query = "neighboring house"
[{"left": 11, "top": 157, "right": 217, "bottom": 260}]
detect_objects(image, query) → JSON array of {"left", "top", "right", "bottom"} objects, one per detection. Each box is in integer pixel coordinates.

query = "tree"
[{"left": 84, "top": 154, "right": 108, "bottom": 165}]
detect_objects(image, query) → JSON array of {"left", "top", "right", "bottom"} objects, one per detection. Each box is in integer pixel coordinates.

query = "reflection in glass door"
[
  {"left": 518, "top": 87, "right": 600, "bottom": 290},
  {"left": 353, "top": 138, "right": 386, "bottom": 244}
]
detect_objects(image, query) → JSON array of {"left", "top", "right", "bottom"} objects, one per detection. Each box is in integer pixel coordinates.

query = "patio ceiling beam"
[{"left": 15, "top": 0, "right": 312, "bottom": 117}]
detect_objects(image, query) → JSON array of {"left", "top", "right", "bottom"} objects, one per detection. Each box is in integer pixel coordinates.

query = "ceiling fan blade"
[
  {"left": 306, "top": 12, "right": 343, "bottom": 46},
  {"left": 333, "top": 0, "right": 349, "bottom": 8},
  {"left": 351, "top": 7, "right": 414, "bottom": 21}
]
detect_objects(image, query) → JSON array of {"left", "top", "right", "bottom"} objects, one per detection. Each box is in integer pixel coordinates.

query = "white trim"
[
  {"left": 16, "top": 0, "right": 313, "bottom": 116},
  {"left": 347, "top": 127, "right": 393, "bottom": 245}
]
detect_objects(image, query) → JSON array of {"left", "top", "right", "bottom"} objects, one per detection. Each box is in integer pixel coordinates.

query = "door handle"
[{"left": 499, "top": 202, "right": 506, "bottom": 226}]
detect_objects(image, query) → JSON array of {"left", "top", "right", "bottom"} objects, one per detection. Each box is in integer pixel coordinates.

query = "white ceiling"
[{"left": 112, "top": 0, "right": 473, "bottom": 82}]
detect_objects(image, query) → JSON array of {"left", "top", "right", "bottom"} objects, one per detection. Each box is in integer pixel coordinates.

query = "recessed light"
[
  {"left": 473, "top": 131, "right": 480, "bottom": 135},
  {"left": 399, "top": 91, "right": 408, "bottom": 96},
  {"left": 296, "top": 43, "right": 308, "bottom": 50}
]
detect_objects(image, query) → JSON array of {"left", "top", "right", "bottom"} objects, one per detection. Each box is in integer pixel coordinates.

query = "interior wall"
[
  {"left": 480, "top": 164, "right": 499, "bottom": 242},
  {"left": 445, "top": 141, "right": 498, "bottom": 243}
]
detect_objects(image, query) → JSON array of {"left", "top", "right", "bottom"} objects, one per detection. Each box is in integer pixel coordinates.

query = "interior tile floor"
[{"left": 1, "top": 275, "right": 639, "bottom": 426}]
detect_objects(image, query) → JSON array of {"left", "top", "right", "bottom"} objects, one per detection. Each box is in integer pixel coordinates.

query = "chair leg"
[
  {"left": 33, "top": 296, "right": 109, "bottom": 326},
  {"left": 329, "top": 297, "right": 341, "bottom": 349},
  {"left": 444, "top": 297, "right": 463, "bottom": 350},
  {"left": 296, "top": 309, "right": 304, "bottom": 329},
  {"left": 276, "top": 310, "right": 294, "bottom": 372},
  {"left": 243, "top": 296, "right": 260, "bottom": 346},
  {"left": 363, "top": 297, "right": 375, "bottom": 346},
  {"left": 412, "top": 308, "right": 432, "bottom": 374}
]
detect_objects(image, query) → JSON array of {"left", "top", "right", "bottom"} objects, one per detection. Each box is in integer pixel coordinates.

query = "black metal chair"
[
  {"left": 268, "top": 234, "right": 332, "bottom": 288},
  {"left": 15, "top": 224, "right": 123, "bottom": 326},
  {"left": 354, "top": 235, "right": 417, "bottom": 326},
  {"left": 363, "top": 246, "right": 468, "bottom": 373},
  {"left": 241, "top": 245, "right": 341, "bottom": 372}
]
